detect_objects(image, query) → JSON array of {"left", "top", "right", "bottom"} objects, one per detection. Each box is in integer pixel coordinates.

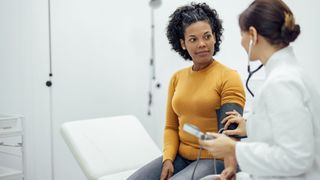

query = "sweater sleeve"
[
  {"left": 220, "top": 69, "right": 246, "bottom": 108},
  {"left": 163, "top": 74, "right": 180, "bottom": 162}
]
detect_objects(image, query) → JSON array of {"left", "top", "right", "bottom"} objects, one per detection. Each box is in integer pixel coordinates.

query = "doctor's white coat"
[{"left": 236, "top": 47, "right": 320, "bottom": 180}]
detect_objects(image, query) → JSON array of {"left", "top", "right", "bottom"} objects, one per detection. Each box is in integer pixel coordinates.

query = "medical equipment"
[
  {"left": 183, "top": 123, "right": 215, "bottom": 140},
  {"left": 216, "top": 103, "right": 243, "bottom": 136},
  {"left": 61, "top": 115, "right": 161, "bottom": 180},
  {"left": 149, "top": 0, "right": 161, "bottom": 8},
  {"left": 0, "top": 114, "right": 25, "bottom": 180},
  {"left": 246, "top": 39, "right": 263, "bottom": 97},
  {"left": 147, "top": 0, "right": 162, "bottom": 116},
  {"left": 182, "top": 123, "right": 217, "bottom": 180}
]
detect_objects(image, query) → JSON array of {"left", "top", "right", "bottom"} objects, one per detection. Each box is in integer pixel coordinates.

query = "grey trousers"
[{"left": 127, "top": 154, "right": 224, "bottom": 180}]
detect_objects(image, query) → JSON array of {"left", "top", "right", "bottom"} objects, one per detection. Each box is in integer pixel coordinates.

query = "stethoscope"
[{"left": 246, "top": 39, "right": 263, "bottom": 97}]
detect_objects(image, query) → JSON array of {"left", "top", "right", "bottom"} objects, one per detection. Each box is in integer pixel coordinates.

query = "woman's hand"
[
  {"left": 222, "top": 111, "right": 247, "bottom": 137},
  {"left": 160, "top": 159, "right": 174, "bottom": 180},
  {"left": 199, "top": 133, "right": 236, "bottom": 159}
]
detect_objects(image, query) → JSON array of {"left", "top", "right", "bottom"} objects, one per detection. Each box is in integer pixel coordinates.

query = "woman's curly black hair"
[{"left": 166, "top": 2, "right": 223, "bottom": 61}]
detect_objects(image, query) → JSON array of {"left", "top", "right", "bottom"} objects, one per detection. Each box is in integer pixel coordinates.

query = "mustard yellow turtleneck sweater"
[{"left": 163, "top": 60, "right": 245, "bottom": 162}]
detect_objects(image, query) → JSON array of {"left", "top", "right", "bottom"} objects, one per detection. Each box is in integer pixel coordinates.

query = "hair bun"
[
  {"left": 281, "top": 24, "right": 300, "bottom": 44},
  {"left": 281, "top": 12, "right": 300, "bottom": 44}
]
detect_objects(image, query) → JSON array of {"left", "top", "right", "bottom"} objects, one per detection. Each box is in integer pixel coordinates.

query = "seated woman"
[{"left": 128, "top": 2, "right": 245, "bottom": 180}]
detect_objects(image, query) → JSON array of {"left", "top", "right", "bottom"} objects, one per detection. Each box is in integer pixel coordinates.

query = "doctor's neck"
[{"left": 256, "top": 38, "right": 286, "bottom": 65}]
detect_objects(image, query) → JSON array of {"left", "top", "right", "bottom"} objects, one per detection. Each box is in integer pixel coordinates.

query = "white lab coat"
[{"left": 236, "top": 46, "right": 320, "bottom": 180}]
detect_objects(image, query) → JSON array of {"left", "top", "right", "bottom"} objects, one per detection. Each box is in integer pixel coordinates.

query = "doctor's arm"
[{"left": 236, "top": 79, "right": 315, "bottom": 176}]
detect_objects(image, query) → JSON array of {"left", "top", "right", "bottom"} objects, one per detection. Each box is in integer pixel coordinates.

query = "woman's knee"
[{"left": 127, "top": 156, "right": 163, "bottom": 180}]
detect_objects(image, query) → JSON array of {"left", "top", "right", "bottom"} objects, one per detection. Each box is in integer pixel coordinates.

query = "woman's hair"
[
  {"left": 239, "top": 0, "right": 300, "bottom": 47},
  {"left": 166, "top": 2, "right": 223, "bottom": 61}
]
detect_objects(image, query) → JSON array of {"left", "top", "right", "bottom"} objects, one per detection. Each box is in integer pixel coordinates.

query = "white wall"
[
  {"left": 0, "top": 0, "right": 52, "bottom": 179},
  {"left": 0, "top": 0, "right": 319, "bottom": 180}
]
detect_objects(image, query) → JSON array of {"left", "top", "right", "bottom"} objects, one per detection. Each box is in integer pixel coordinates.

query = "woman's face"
[{"left": 180, "top": 21, "right": 215, "bottom": 64}]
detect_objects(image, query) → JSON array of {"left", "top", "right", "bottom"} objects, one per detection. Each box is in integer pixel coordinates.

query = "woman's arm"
[
  {"left": 163, "top": 74, "right": 180, "bottom": 162},
  {"left": 161, "top": 74, "right": 180, "bottom": 180}
]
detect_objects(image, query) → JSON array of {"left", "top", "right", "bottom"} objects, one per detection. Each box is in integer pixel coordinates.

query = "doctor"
[{"left": 199, "top": 0, "right": 320, "bottom": 179}]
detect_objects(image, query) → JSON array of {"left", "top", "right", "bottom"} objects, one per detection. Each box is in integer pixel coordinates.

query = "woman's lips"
[{"left": 196, "top": 51, "right": 210, "bottom": 56}]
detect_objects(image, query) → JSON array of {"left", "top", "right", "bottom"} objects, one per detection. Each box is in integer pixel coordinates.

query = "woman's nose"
[{"left": 198, "top": 39, "right": 206, "bottom": 48}]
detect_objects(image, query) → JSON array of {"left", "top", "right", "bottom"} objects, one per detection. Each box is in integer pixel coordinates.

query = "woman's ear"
[
  {"left": 248, "top": 26, "right": 258, "bottom": 45},
  {"left": 213, "top": 32, "right": 216, "bottom": 43},
  {"left": 180, "top": 39, "right": 186, "bottom": 50}
]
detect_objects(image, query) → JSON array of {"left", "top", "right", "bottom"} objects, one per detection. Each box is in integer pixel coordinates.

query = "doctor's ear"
[{"left": 249, "top": 26, "right": 258, "bottom": 45}]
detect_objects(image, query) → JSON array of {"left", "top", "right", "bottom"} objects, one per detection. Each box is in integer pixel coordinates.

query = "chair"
[{"left": 61, "top": 115, "right": 161, "bottom": 180}]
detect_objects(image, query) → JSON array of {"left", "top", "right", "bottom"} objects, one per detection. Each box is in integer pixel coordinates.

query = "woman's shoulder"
[
  {"left": 212, "top": 60, "right": 240, "bottom": 77},
  {"left": 171, "top": 66, "right": 191, "bottom": 77}
]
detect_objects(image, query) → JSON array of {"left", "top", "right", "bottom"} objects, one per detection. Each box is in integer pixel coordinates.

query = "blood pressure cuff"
[{"left": 216, "top": 103, "right": 246, "bottom": 139}]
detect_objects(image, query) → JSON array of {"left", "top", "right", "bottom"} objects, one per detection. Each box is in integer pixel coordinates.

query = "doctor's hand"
[
  {"left": 222, "top": 111, "right": 247, "bottom": 137},
  {"left": 218, "top": 156, "right": 237, "bottom": 180},
  {"left": 160, "top": 159, "right": 174, "bottom": 180},
  {"left": 218, "top": 166, "right": 236, "bottom": 180},
  {"left": 199, "top": 133, "right": 236, "bottom": 159}
]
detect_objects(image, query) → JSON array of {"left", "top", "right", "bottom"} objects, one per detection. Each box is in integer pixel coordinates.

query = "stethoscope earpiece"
[{"left": 246, "top": 38, "right": 263, "bottom": 97}]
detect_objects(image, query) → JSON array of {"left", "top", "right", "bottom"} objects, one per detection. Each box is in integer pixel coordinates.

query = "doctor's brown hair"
[{"left": 239, "top": 0, "right": 300, "bottom": 47}]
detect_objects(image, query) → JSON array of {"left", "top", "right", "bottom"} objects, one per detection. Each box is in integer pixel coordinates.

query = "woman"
[
  {"left": 128, "top": 2, "right": 245, "bottom": 180},
  {"left": 200, "top": 0, "right": 320, "bottom": 180}
]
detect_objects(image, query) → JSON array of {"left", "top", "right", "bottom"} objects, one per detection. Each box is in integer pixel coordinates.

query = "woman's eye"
[
  {"left": 189, "top": 38, "right": 196, "bottom": 42},
  {"left": 204, "top": 34, "right": 211, "bottom": 40}
]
